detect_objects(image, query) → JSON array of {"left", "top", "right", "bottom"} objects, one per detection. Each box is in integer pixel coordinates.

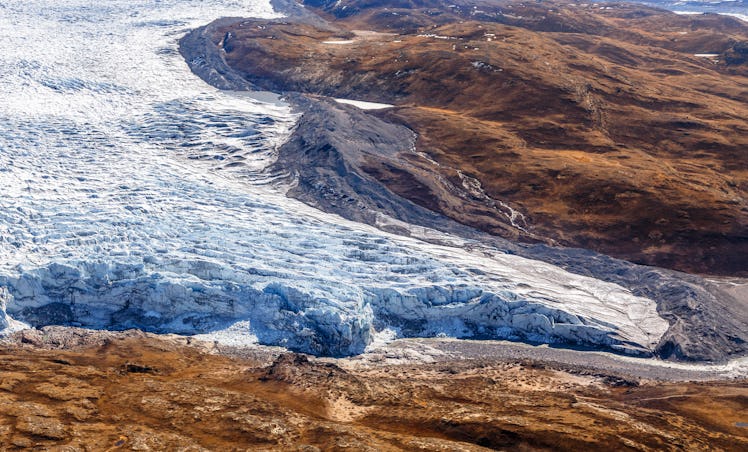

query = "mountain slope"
[{"left": 212, "top": 0, "right": 748, "bottom": 275}]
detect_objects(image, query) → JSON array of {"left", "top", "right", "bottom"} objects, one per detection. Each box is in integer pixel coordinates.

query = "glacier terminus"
[{"left": 0, "top": 0, "right": 739, "bottom": 360}]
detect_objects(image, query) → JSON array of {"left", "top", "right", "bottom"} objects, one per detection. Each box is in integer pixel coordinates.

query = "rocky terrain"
[
  {"left": 190, "top": 0, "right": 748, "bottom": 276},
  {"left": 177, "top": 0, "right": 748, "bottom": 362},
  {"left": 0, "top": 328, "right": 746, "bottom": 450}
]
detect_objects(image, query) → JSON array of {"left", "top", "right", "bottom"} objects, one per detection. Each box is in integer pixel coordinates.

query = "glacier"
[{"left": 0, "top": 0, "right": 670, "bottom": 357}]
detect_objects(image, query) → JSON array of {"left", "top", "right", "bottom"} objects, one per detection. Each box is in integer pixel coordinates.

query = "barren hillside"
[{"left": 212, "top": 0, "right": 748, "bottom": 275}]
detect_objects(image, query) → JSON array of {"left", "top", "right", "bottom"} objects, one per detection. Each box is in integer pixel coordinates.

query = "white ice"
[
  {"left": 0, "top": 0, "right": 669, "bottom": 356},
  {"left": 334, "top": 98, "right": 395, "bottom": 110}
]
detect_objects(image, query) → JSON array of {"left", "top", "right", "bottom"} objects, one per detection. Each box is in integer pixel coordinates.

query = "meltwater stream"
[{"left": 0, "top": 0, "right": 669, "bottom": 356}]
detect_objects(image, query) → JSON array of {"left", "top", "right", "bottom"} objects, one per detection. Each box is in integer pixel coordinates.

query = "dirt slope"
[
  {"left": 0, "top": 330, "right": 746, "bottom": 450},
  {"left": 213, "top": 0, "right": 748, "bottom": 275}
]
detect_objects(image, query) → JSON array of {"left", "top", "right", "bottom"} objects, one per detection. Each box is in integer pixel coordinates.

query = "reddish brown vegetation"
[
  {"left": 1, "top": 333, "right": 746, "bottom": 450},
  {"left": 217, "top": 0, "right": 748, "bottom": 275}
]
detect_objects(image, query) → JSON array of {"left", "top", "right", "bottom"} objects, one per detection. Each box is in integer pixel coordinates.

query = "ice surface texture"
[{"left": 0, "top": 0, "right": 668, "bottom": 356}]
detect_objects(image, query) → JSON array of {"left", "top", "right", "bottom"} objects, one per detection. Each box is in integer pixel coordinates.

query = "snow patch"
[
  {"left": 417, "top": 33, "right": 456, "bottom": 40},
  {"left": 192, "top": 320, "right": 259, "bottom": 347},
  {"left": 723, "top": 13, "right": 748, "bottom": 22},
  {"left": 334, "top": 98, "right": 394, "bottom": 110}
]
